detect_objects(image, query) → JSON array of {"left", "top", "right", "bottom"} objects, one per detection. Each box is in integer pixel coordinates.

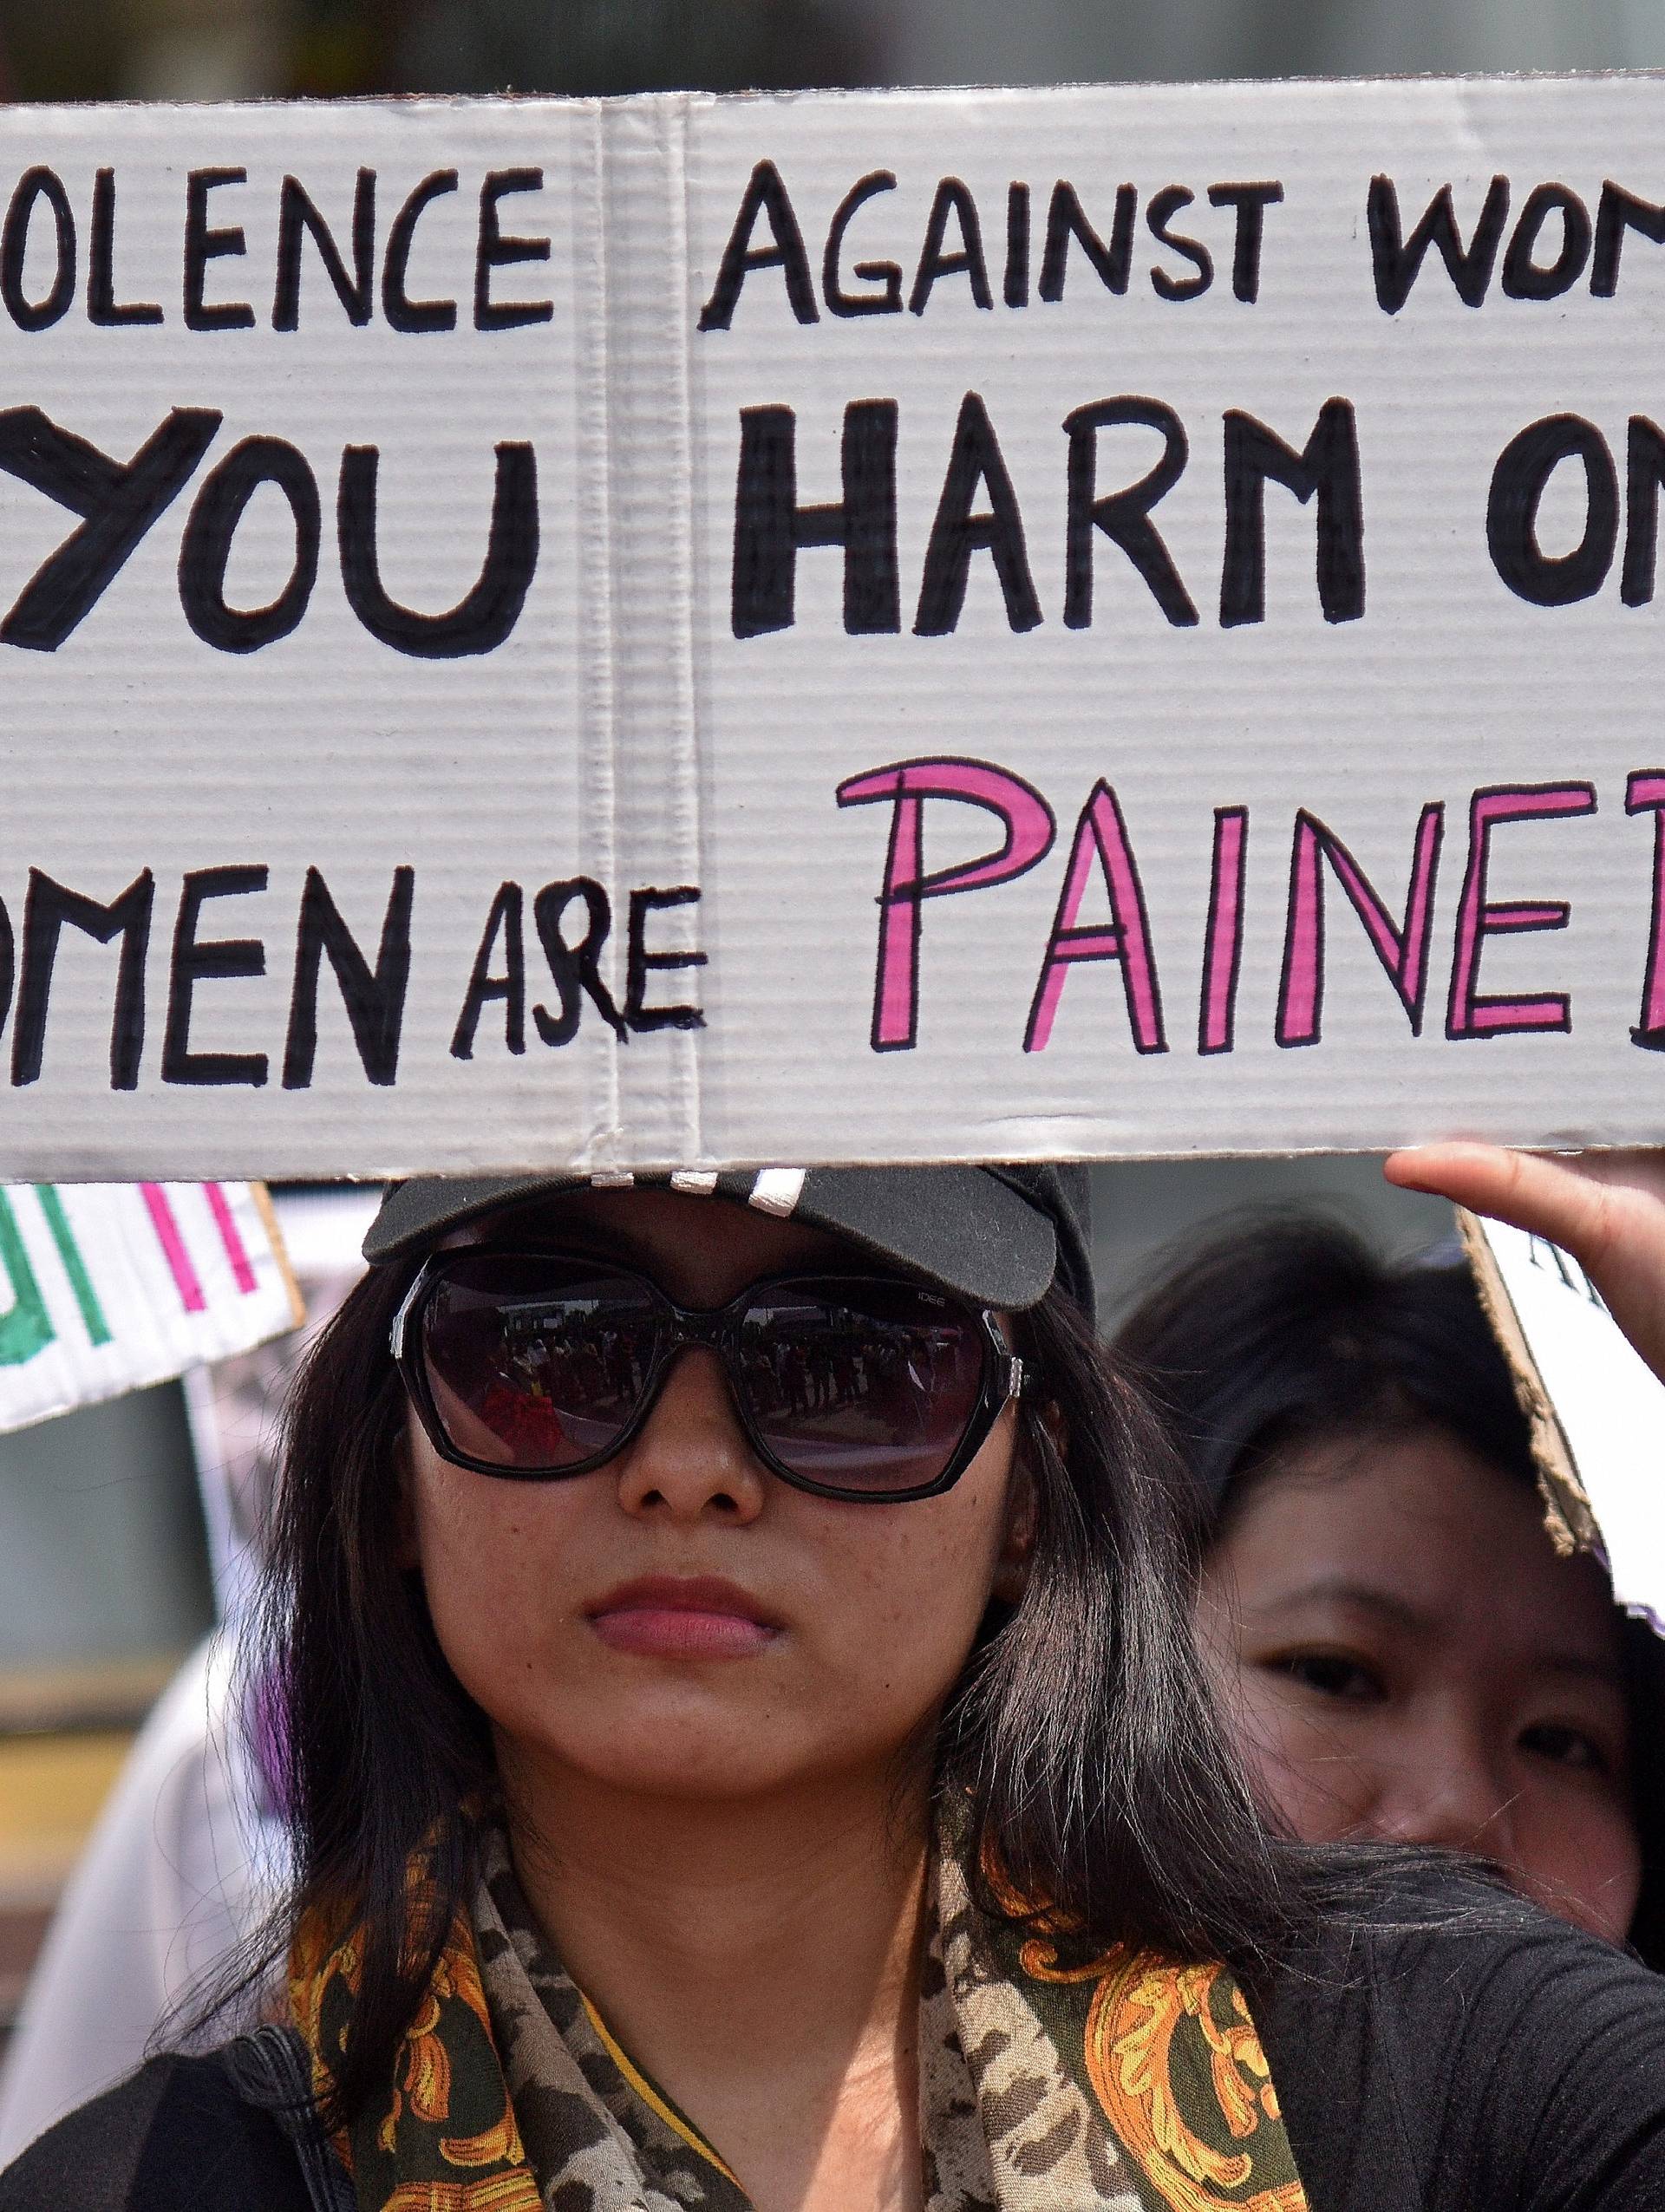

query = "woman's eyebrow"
[
  {"left": 1531, "top": 1650, "right": 1627, "bottom": 1690},
  {"left": 1237, "top": 1579, "right": 1433, "bottom": 1636},
  {"left": 1239, "top": 1584, "right": 1629, "bottom": 1689}
]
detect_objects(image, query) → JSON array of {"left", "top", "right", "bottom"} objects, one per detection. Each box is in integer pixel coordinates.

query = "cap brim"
[{"left": 363, "top": 1165, "right": 1060, "bottom": 1310}]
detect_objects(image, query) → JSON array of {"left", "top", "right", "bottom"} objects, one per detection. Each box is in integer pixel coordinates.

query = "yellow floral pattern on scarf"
[
  {"left": 291, "top": 1882, "right": 541, "bottom": 2212},
  {"left": 1001, "top": 1924, "right": 1308, "bottom": 2212},
  {"left": 290, "top": 1837, "right": 1310, "bottom": 2212}
]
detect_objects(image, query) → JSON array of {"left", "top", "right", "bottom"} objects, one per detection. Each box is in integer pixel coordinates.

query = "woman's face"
[
  {"left": 400, "top": 1188, "right": 1029, "bottom": 1807},
  {"left": 1197, "top": 1424, "right": 1642, "bottom": 1943}
]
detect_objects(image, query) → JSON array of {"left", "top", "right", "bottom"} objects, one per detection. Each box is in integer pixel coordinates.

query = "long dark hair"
[
  {"left": 256, "top": 1243, "right": 1292, "bottom": 2129},
  {"left": 1114, "top": 1210, "right": 1665, "bottom": 1970},
  {"left": 1114, "top": 1212, "right": 1531, "bottom": 1511}
]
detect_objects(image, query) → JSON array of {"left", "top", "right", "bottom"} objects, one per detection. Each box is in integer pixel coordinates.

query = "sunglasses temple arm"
[{"left": 389, "top": 1264, "right": 431, "bottom": 1362}]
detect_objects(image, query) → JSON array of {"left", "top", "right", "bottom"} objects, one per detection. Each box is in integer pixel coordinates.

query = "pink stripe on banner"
[
  {"left": 204, "top": 1182, "right": 258, "bottom": 1294},
  {"left": 141, "top": 1184, "right": 206, "bottom": 1313}
]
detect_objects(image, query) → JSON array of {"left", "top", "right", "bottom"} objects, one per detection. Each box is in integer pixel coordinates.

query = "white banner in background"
[
  {"left": 0, "top": 1182, "right": 300, "bottom": 1432},
  {"left": 1465, "top": 1209, "right": 1665, "bottom": 1632}
]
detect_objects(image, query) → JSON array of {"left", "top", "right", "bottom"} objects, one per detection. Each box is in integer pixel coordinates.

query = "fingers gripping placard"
[{"left": 7, "top": 82, "right": 1665, "bottom": 1175}]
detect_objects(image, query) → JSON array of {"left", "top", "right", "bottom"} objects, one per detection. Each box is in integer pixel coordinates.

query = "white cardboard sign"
[
  {"left": 5, "top": 82, "right": 1665, "bottom": 1175},
  {"left": 1462, "top": 1208, "right": 1665, "bottom": 1632},
  {"left": 0, "top": 1181, "right": 301, "bottom": 1432}
]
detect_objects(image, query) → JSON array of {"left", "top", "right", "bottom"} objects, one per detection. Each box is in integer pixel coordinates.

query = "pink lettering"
[
  {"left": 1024, "top": 782, "right": 1166, "bottom": 1054},
  {"left": 1445, "top": 783, "right": 1596, "bottom": 1040},
  {"left": 837, "top": 756, "right": 1055, "bottom": 1051},
  {"left": 204, "top": 1182, "right": 258, "bottom": 1294},
  {"left": 1276, "top": 804, "right": 1444, "bottom": 1047},
  {"left": 142, "top": 1181, "right": 262, "bottom": 1311},
  {"left": 141, "top": 1183, "right": 206, "bottom": 1313},
  {"left": 1627, "top": 772, "right": 1665, "bottom": 1048},
  {"left": 1198, "top": 806, "right": 1247, "bottom": 1055}
]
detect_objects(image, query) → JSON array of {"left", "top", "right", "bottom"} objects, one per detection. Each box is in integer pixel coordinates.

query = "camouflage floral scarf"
[{"left": 290, "top": 1824, "right": 1309, "bottom": 2212}]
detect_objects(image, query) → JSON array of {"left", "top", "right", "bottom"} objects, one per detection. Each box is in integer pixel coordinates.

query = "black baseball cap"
[{"left": 362, "top": 1164, "right": 1094, "bottom": 1318}]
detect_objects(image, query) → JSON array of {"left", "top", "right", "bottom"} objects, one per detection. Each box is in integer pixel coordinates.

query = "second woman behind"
[{"left": 1117, "top": 1212, "right": 1665, "bottom": 1964}]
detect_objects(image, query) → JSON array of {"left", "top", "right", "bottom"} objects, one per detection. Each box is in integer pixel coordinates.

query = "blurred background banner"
[
  {"left": 0, "top": 1184, "right": 369, "bottom": 2157},
  {"left": 0, "top": 1184, "right": 299, "bottom": 1438}
]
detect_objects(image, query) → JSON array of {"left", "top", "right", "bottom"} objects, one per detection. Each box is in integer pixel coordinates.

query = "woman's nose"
[
  {"left": 1371, "top": 1726, "right": 1517, "bottom": 1857},
  {"left": 612, "top": 1346, "right": 768, "bottom": 1523}
]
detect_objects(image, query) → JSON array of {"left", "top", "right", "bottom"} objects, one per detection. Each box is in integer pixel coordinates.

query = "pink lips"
[{"left": 585, "top": 1576, "right": 782, "bottom": 1659}]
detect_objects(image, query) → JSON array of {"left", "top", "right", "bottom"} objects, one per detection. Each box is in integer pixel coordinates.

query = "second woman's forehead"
[
  {"left": 1216, "top": 1425, "right": 1624, "bottom": 1674},
  {"left": 453, "top": 1185, "right": 859, "bottom": 1302}
]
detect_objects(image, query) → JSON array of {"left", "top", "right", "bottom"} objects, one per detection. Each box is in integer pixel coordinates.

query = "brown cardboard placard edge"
[
  {"left": 249, "top": 1181, "right": 307, "bottom": 1334},
  {"left": 1456, "top": 1206, "right": 1597, "bottom": 1557}
]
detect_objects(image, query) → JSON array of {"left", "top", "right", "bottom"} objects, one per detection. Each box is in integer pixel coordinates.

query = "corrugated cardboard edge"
[
  {"left": 1455, "top": 1206, "right": 1598, "bottom": 1557},
  {"left": 249, "top": 1181, "right": 307, "bottom": 1334}
]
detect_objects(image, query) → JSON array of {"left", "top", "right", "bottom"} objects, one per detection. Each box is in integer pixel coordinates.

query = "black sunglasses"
[{"left": 390, "top": 1247, "right": 1024, "bottom": 1503}]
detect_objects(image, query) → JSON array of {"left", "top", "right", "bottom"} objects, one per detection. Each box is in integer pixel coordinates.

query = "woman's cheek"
[
  {"left": 1513, "top": 1779, "right": 1643, "bottom": 1948},
  {"left": 1209, "top": 1654, "right": 1381, "bottom": 1844},
  {"left": 1274, "top": 1732, "right": 1379, "bottom": 1844},
  {"left": 814, "top": 1523, "right": 986, "bottom": 1706},
  {"left": 801, "top": 1486, "right": 1011, "bottom": 1738},
  {"left": 408, "top": 1465, "right": 577, "bottom": 1691}
]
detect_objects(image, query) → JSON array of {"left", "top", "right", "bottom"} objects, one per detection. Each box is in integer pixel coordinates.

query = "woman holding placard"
[
  {"left": 1116, "top": 1208, "right": 1665, "bottom": 1964},
  {"left": 7, "top": 1150, "right": 1665, "bottom": 2212}
]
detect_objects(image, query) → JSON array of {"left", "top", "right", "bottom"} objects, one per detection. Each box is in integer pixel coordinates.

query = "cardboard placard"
[
  {"left": 0, "top": 1181, "right": 301, "bottom": 1432},
  {"left": 1461, "top": 1207, "right": 1665, "bottom": 1630},
  {"left": 5, "top": 82, "right": 1665, "bottom": 1175}
]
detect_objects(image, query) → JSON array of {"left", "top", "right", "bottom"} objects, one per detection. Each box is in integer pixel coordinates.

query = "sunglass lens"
[
  {"left": 420, "top": 1256, "right": 659, "bottom": 1473},
  {"left": 736, "top": 1279, "right": 987, "bottom": 1496}
]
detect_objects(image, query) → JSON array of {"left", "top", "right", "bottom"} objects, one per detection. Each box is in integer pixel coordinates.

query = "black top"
[
  {"left": 1252, "top": 1872, "right": 1665, "bottom": 2209},
  {"left": 6, "top": 1874, "right": 1665, "bottom": 2211},
  {"left": 0, "top": 2046, "right": 313, "bottom": 2211}
]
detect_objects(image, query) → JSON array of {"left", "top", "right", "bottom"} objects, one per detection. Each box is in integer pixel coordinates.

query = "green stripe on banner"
[{"left": 35, "top": 1187, "right": 111, "bottom": 1347}]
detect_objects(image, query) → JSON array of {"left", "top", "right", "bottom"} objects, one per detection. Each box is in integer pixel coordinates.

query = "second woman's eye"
[
  {"left": 1518, "top": 1719, "right": 1613, "bottom": 1775},
  {"left": 1268, "top": 1651, "right": 1387, "bottom": 1703}
]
